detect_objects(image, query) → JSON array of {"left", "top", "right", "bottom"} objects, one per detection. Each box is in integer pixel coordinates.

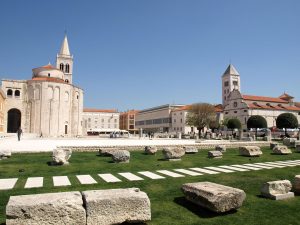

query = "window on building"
[
  {"left": 14, "top": 90, "right": 20, "bottom": 97},
  {"left": 114, "top": 119, "right": 117, "bottom": 123},
  {"left": 48, "top": 73, "right": 50, "bottom": 77},
  {"left": 60, "top": 63, "right": 64, "bottom": 71},
  {"left": 76, "top": 95, "right": 79, "bottom": 99},
  {"left": 65, "top": 79, "right": 69, "bottom": 83},
  {"left": 129, "top": 125, "right": 134, "bottom": 129},
  {"left": 174, "top": 119, "right": 176, "bottom": 123},
  {"left": 225, "top": 112, "right": 228, "bottom": 115},
  {"left": 7, "top": 89, "right": 13, "bottom": 97},
  {"left": 224, "top": 81, "right": 229, "bottom": 87},
  {"left": 234, "top": 111, "right": 237, "bottom": 113},
  {"left": 224, "top": 96, "right": 226, "bottom": 100},
  {"left": 233, "top": 102, "right": 238, "bottom": 107},
  {"left": 88, "top": 118, "right": 91, "bottom": 122},
  {"left": 180, "top": 118, "right": 183, "bottom": 123},
  {"left": 114, "top": 124, "right": 117, "bottom": 128},
  {"left": 65, "top": 64, "right": 70, "bottom": 73},
  {"left": 244, "top": 110, "right": 248, "bottom": 113},
  {"left": 233, "top": 81, "right": 238, "bottom": 86}
]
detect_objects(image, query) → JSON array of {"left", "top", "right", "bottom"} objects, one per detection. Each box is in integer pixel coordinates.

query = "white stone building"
[
  {"left": 222, "top": 64, "right": 300, "bottom": 129},
  {"left": 82, "top": 109, "right": 120, "bottom": 135},
  {"left": 171, "top": 105, "right": 198, "bottom": 134},
  {"left": 1, "top": 35, "right": 84, "bottom": 137}
]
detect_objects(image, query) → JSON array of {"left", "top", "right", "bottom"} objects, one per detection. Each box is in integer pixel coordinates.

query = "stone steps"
[{"left": 0, "top": 159, "right": 299, "bottom": 190}]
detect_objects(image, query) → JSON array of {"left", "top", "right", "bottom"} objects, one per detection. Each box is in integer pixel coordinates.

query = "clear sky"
[{"left": 0, "top": 0, "right": 299, "bottom": 111}]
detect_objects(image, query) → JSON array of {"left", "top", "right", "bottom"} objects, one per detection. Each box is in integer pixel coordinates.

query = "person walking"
[{"left": 17, "top": 127, "right": 22, "bottom": 141}]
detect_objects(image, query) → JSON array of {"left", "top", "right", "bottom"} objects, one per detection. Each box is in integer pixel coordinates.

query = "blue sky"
[{"left": 0, "top": 0, "right": 299, "bottom": 111}]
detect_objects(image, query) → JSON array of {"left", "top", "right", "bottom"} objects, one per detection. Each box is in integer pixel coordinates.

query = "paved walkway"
[{"left": 1, "top": 159, "right": 299, "bottom": 190}]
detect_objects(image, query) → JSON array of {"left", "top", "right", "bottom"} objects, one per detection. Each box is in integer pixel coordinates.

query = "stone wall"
[{"left": 57, "top": 141, "right": 270, "bottom": 152}]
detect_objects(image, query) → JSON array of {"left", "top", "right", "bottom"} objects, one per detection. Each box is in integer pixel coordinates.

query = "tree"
[
  {"left": 276, "top": 113, "right": 298, "bottom": 136},
  {"left": 247, "top": 115, "right": 267, "bottom": 137},
  {"left": 209, "top": 120, "right": 220, "bottom": 132},
  {"left": 227, "top": 118, "right": 242, "bottom": 133},
  {"left": 186, "top": 103, "right": 216, "bottom": 138}
]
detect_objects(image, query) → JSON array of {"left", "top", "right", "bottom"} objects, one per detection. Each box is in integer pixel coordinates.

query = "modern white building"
[
  {"left": 222, "top": 64, "right": 300, "bottom": 128},
  {"left": 135, "top": 104, "right": 184, "bottom": 133},
  {"left": 1, "top": 35, "right": 84, "bottom": 137},
  {"left": 82, "top": 109, "right": 120, "bottom": 135}
]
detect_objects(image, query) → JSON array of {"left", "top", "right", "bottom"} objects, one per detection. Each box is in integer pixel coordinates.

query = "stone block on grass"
[
  {"left": 98, "top": 148, "right": 115, "bottom": 156},
  {"left": 0, "top": 150, "right": 11, "bottom": 160},
  {"left": 111, "top": 150, "right": 130, "bottom": 163},
  {"left": 183, "top": 146, "right": 198, "bottom": 154},
  {"left": 144, "top": 146, "right": 157, "bottom": 155},
  {"left": 52, "top": 148, "right": 72, "bottom": 165},
  {"left": 283, "top": 138, "right": 297, "bottom": 147},
  {"left": 162, "top": 147, "right": 185, "bottom": 161},
  {"left": 239, "top": 146, "right": 262, "bottom": 157},
  {"left": 6, "top": 191, "right": 85, "bottom": 225},
  {"left": 181, "top": 182, "right": 246, "bottom": 213},
  {"left": 208, "top": 151, "right": 223, "bottom": 158},
  {"left": 261, "top": 180, "right": 294, "bottom": 200},
  {"left": 215, "top": 145, "right": 226, "bottom": 152},
  {"left": 82, "top": 188, "right": 151, "bottom": 225},
  {"left": 272, "top": 146, "right": 292, "bottom": 155}
]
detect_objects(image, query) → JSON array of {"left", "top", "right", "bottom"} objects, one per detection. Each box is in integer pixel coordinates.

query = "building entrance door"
[{"left": 7, "top": 108, "right": 21, "bottom": 133}]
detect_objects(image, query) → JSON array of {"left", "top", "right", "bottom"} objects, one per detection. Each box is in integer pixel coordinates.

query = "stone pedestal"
[
  {"left": 82, "top": 188, "right": 151, "bottom": 225},
  {"left": 181, "top": 182, "right": 246, "bottom": 213},
  {"left": 6, "top": 192, "right": 86, "bottom": 225},
  {"left": 261, "top": 180, "right": 294, "bottom": 200}
]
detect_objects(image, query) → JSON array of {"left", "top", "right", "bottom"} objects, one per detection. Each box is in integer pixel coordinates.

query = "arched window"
[
  {"left": 15, "top": 90, "right": 20, "bottom": 97},
  {"left": 7, "top": 89, "right": 13, "bottom": 97},
  {"left": 60, "top": 63, "right": 64, "bottom": 71},
  {"left": 65, "top": 64, "right": 70, "bottom": 73},
  {"left": 65, "top": 79, "right": 69, "bottom": 83}
]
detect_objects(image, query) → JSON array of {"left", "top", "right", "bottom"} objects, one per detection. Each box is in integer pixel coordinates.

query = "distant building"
[
  {"left": 0, "top": 90, "right": 5, "bottom": 133},
  {"left": 171, "top": 105, "right": 198, "bottom": 134},
  {"left": 119, "top": 110, "right": 139, "bottom": 134},
  {"left": 1, "top": 35, "right": 83, "bottom": 137},
  {"left": 222, "top": 64, "right": 300, "bottom": 128},
  {"left": 135, "top": 104, "right": 184, "bottom": 133},
  {"left": 82, "top": 108, "right": 119, "bottom": 135}
]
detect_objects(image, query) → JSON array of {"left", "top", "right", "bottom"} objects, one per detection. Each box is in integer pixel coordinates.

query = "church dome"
[{"left": 32, "top": 63, "right": 64, "bottom": 80}]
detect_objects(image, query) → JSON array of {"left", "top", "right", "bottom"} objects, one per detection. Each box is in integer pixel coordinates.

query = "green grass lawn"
[{"left": 1, "top": 147, "right": 300, "bottom": 225}]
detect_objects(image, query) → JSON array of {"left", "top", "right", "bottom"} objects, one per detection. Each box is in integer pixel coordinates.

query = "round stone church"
[{"left": 1, "top": 35, "right": 83, "bottom": 137}]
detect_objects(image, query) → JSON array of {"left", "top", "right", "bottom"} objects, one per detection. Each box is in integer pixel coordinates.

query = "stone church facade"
[
  {"left": 222, "top": 64, "right": 300, "bottom": 129},
  {"left": 1, "top": 35, "right": 83, "bottom": 137}
]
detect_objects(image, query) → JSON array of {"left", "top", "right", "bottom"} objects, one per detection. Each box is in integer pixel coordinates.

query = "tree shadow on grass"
[{"left": 174, "top": 197, "right": 237, "bottom": 219}]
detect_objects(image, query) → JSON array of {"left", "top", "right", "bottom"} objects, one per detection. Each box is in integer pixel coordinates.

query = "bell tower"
[
  {"left": 222, "top": 64, "right": 241, "bottom": 106},
  {"left": 56, "top": 34, "right": 73, "bottom": 84}
]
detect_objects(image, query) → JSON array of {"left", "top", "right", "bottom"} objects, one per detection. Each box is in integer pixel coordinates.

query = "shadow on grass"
[
  {"left": 174, "top": 197, "right": 237, "bottom": 218},
  {"left": 120, "top": 222, "right": 147, "bottom": 225}
]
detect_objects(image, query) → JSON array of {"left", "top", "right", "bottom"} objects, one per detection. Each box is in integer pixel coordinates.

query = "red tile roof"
[
  {"left": 248, "top": 103, "right": 300, "bottom": 111},
  {"left": 31, "top": 77, "right": 65, "bottom": 83},
  {"left": 242, "top": 94, "right": 288, "bottom": 103},
  {"left": 214, "top": 104, "right": 223, "bottom": 112},
  {"left": 172, "top": 105, "right": 191, "bottom": 112},
  {"left": 83, "top": 108, "right": 117, "bottom": 113}
]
